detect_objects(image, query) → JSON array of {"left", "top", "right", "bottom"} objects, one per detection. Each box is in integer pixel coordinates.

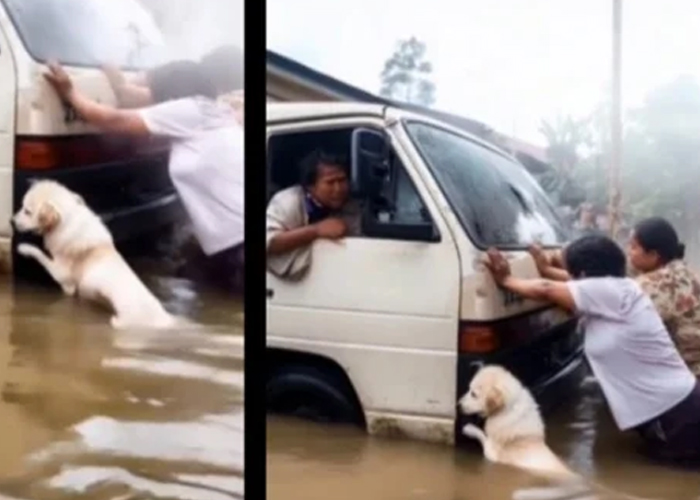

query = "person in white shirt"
[
  {"left": 485, "top": 234, "right": 700, "bottom": 464},
  {"left": 44, "top": 60, "right": 243, "bottom": 294},
  {"left": 266, "top": 150, "right": 361, "bottom": 279}
]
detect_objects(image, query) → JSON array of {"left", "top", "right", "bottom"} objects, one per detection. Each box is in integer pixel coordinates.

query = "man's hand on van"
[
  {"left": 484, "top": 248, "right": 511, "bottom": 285},
  {"left": 102, "top": 65, "right": 153, "bottom": 108},
  {"left": 528, "top": 244, "right": 550, "bottom": 271},
  {"left": 314, "top": 218, "right": 347, "bottom": 240},
  {"left": 102, "top": 64, "right": 126, "bottom": 88},
  {"left": 44, "top": 62, "right": 74, "bottom": 101},
  {"left": 528, "top": 244, "right": 571, "bottom": 282}
]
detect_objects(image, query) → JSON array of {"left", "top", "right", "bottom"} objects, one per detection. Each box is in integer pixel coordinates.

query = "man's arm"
[
  {"left": 103, "top": 65, "right": 153, "bottom": 108},
  {"left": 45, "top": 62, "right": 149, "bottom": 135},
  {"left": 539, "top": 265, "right": 572, "bottom": 282},
  {"left": 112, "top": 83, "right": 153, "bottom": 108},
  {"left": 486, "top": 248, "right": 576, "bottom": 311},
  {"left": 267, "top": 226, "right": 319, "bottom": 255},
  {"left": 66, "top": 91, "right": 149, "bottom": 135},
  {"left": 499, "top": 276, "right": 576, "bottom": 312}
]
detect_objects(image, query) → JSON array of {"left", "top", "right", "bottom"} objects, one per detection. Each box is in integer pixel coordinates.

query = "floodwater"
[
  {"left": 0, "top": 272, "right": 243, "bottom": 500},
  {"left": 267, "top": 376, "right": 700, "bottom": 500}
]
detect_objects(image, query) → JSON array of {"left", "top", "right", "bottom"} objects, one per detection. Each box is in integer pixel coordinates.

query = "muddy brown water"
[
  {"left": 267, "top": 376, "right": 700, "bottom": 500},
  {"left": 0, "top": 272, "right": 243, "bottom": 500}
]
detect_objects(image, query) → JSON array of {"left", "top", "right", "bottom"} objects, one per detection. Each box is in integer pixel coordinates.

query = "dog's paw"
[
  {"left": 462, "top": 424, "right": 482, "bottom": 439},
  {"left": 17, "top": 243, "right": 39, "bottom": 258}
]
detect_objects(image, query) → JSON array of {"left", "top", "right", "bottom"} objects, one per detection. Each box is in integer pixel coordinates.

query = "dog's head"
[
  {"left": 13, "top": 180, "right": 85, "bottom": 235},
  {"left": 458, "top": 365, "right": 524, "bottom": 418}
]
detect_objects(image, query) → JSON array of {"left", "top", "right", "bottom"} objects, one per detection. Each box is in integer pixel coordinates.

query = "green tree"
[
  {"left": 380, "top": 37, "right": 436, "bottom": 107},
  {"left": 554, "top": 76, "right": 700, "bottom": 259}
]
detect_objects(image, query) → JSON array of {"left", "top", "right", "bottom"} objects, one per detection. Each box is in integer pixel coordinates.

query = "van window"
[
  {"left": 267, "top": 126, "right": 436, "bottom": 242},
  {"left": 2, "top": 0, "right": 169, "bottom": 69},
  {"left": 404, "top": 121, "right": 568, "bottom": 247}
]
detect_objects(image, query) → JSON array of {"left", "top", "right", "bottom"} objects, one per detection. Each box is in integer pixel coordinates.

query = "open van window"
[
  {"left": 268, "top": 125, "right": 438, "bottom": 242},
  {"left": 2, "top": 0, "right": 169, "bottom": 69},
  {"left": 404, "top": 120, "right": 569, "bottom": 248}
]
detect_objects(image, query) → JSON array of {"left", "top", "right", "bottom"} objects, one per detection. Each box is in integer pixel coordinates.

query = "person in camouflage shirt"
[{"left": 627, "top": 217, "right": 700, "bottom": 375}]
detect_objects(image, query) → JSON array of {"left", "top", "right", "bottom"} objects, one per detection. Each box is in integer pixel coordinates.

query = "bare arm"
[
  {"left": 267, "top": 226, "right": 319, "bottom": 255},
  {"left": 268, "top": 217, "right": 347, "bottom": 256},
  {"left": 45, "top": 62, "right": 149, "bottom": 135},
  {"left": 66, "top": 91, "right": 149, "bottom": 135},
  {"left": 539, "top": 265, "right": 572, "bottom": 282},
  {"left": 112, "top": 83, "right": 153, "bottom": 108},
  {"left": 529, "top": 244, "right": 569, "bottom": 281},
  {"left": 550, "top": 249, "right": 565, "bottom": 268},
  {"left": 103, "top": 65, "right": 154, "bottom": 108},
  {"left": 486, "top": 247, "right": 576, "bottom": 312},
  {"left": 499, "top": 276, "right": 576, "bottom": 312}
]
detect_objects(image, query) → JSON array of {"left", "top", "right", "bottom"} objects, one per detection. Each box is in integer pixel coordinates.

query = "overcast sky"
[{"left": 267, "top": 0, "right": 700, "bottom": 146}]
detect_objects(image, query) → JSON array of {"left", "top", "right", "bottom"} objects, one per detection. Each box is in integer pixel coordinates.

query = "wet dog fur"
[
  {"left": 458, "top": 365, "right": 655, "bottom": 500},
  {"left": 13, "top": 180, "right": 177, "bottom": 329},
  {"left": 458, "top": 365, "right": 574, "bottom": 478}
]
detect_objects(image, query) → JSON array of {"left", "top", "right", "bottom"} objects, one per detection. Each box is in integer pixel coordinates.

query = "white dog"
[
  {"left": 458, "top": 365, "right": 654, "bottom": 500},
  {"left": 13, "top": 180, "right": 176, "bottom": 329},
  {"left": 458, "top": 364, "right": 573, "bottom": 478}
]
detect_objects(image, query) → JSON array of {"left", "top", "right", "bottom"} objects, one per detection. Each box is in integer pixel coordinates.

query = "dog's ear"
[
  {"left": 37, "top": 201, "right": 60, "bottom": 232},
  {"left": 73, "top": 193, "right": 85, "bottom": 206},
  {"left": 484, "top": 384, "right": 505, "bottom": 415}
]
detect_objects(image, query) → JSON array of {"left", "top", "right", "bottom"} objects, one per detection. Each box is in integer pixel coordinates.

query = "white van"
[
  {"left": 0, "top": 0, "right": 180, "bottom": 278},
  {"left": 266, "top": 102, "right": 586, "bottom": 445}
]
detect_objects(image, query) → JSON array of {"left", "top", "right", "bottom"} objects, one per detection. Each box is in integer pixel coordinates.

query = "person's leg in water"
[
  {"left": 636, "top": 380, "right": 700, "bottom": 467},
  {"left": 207, "top": 243, "right": 244, "bottom": 295}
]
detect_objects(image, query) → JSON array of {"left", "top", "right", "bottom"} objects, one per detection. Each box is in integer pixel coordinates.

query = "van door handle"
[{"left": 266, "top": 289, "right": 274, "bottom": 299}]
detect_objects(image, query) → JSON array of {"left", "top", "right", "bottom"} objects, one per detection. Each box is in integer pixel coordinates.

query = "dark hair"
[
  {"left": 146, "top": 60, "right": 217, "bottom": 103},
  {"left": 300, "top": 150, "right": 348, "bottom": 187},
  {"left": 564, "top": 234, "right": 627, "bottom": 278},
  {"left": 633, "top": 217, "right": 685, "bottom": 262},
  {"left": 199, "top": 44, "right": 243, "bottom": 94}
]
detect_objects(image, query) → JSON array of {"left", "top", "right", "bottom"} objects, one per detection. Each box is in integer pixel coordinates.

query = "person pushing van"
[
  {"left": 102, "top": 44, "right": 243, "bottom": 123},
  {"left": 43, "top": 55, "right": 243, "bottom": 294}
]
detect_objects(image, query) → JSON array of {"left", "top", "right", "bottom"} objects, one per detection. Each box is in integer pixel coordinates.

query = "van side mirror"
[{"left": 350, "top": 128, "right": 390, "bottom": 198}]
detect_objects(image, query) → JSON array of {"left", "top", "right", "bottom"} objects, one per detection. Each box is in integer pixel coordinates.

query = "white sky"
[{"left": 267, "top": 0, "right": 700, "bottom": 146}]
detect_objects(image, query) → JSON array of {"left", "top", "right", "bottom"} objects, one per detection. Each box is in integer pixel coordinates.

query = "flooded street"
[
  {"left": 0, "top": 274, "right": 242, "bottom": 500},
  {"left": 267, "top": 377, "right": 700, "bottom": 500}
]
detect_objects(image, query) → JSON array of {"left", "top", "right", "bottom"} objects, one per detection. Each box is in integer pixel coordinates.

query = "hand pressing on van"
[
  {"left": 266, "top": 150, "right": 361, "bottom": 279},
  {"left": 528, "top": 244, "right": 570, "bottom": 282},
  {"left": 102, "top": 64, "right": 152, "bottom": 109}
]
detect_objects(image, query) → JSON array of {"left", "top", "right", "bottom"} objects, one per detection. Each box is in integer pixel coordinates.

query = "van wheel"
[{"left": 267, "top": 365, "right": 360, "bottom": 425}]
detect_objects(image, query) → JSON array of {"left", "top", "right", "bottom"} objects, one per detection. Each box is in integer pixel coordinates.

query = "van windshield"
[
  {"left": 2, "top": 0, "right": 169, "bottom": 69},
  {"left": 404, "top": 120, "right": 569, "bottom": 247}
]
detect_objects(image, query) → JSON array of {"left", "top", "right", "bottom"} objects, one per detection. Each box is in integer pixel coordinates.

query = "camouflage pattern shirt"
[{"left": 636, "top": 259, "right": 700, "bottom": 375}]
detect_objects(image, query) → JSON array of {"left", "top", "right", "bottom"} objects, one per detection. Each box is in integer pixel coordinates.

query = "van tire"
[{"left": 267, "top": 365, "right": 361, "bottom": 425}]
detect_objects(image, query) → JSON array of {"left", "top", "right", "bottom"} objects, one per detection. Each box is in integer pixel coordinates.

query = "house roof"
[{"left": 266, "top": 50, "right": 551, "bottom": 172}]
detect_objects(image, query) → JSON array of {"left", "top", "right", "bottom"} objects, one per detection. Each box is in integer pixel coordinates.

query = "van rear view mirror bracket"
[{"left": 350, "top": 128, "right": 390, "bottom": 199}]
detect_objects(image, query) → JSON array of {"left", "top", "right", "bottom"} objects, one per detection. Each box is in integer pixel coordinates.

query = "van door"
[
  {"left": 266, "top": 118, "right": 461, "bottom": 427},
  {"left": 0, "top": 20, "right": 17, "bottom": 270}
]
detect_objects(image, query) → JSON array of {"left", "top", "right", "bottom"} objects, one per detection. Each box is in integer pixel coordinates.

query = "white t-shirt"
[
  {"left": 568, "top": 277, "right": 695, "bottom": 430},
  {"left": 139, "top": 97, "right": 244, "bottom": 255}
]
